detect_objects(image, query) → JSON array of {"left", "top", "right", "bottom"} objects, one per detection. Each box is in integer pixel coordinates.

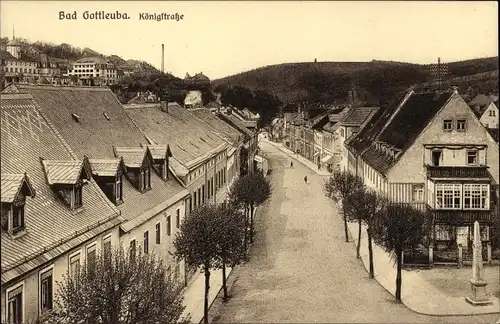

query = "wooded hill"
[{"left": 212, "top": 57, "right": 499, "bottom": 106}]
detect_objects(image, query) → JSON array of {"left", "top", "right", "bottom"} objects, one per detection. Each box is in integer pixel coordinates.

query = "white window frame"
[
  {"left": 102, "top": 234, "right": 112, "bottom": 256},
  {"left": 466, "top": 150, "right": 478, "bottom": 166},
  {"left": 463, "top": 184, "right": 489, "bottom": 210},
  {"left": 436, "top": 183, "right": 462, "bottom": 209},
  {"left": 456, "top": 119, "right": 467, "bottom": 132},
  {"left": 412, "top": 184, "right": 424, "bottom": 202},
  {"left": 39, "top": 265, "right": 54, "bottom": 314},
  {"left": 68, "top": 250, "right": 82, "bottom": 277},
  {"left": 86, "top": 242, "right": 97, "bottom": 269},
  {"left": 443, "top": 119, "right": 453, "bottom": 131},
  {"left": 6, "top": 281, "right": 24, "bottom": 324}
]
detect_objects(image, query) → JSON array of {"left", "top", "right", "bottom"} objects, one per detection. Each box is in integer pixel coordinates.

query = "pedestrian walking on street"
[
  {"left": 290, "top": 161, "right": 294, "bottom": 168},
  {"left": 304, "top": 176, "right": 308, "bottom": 183}
]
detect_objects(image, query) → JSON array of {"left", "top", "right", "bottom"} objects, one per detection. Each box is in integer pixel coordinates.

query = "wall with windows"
[
  {"left": 429, "top": 182, "right": 490, "bottom": 210},
  {"left": 120, "top": 198, "right": 186, "bottom": 285},
  {"left": 423, "top": 147, "right": 487, "bottom": 166},
  {"left": 388, "top": 94, "right": 499, "bottom": 184},
  {"left": 1, "top": 227, "right": 121, "bottom": 323}
]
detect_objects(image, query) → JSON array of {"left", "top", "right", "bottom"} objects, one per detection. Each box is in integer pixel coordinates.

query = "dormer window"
[
  {"left": 114, "top": 147, "right": 154, "bottom": 193},
  {"left": 40, "top": 158, "right": 91, "bottom": 212},
  {"left": 1, "top": 173, "right": 36, "bottom": 236}
]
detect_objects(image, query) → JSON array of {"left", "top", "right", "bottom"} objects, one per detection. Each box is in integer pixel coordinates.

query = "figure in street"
[
  {"left": 304, "top": 176, "right": 308, "bottom": 183},
  {"left": 290, "top": 161, "right": 294, "bottom": 168}
]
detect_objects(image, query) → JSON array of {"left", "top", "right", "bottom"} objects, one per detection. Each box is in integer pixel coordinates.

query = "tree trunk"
[
  {"left": 396, "top": 247, "right": 402, "bottom": 302},
  {"left": 356, "top": 218, "right": 362, "bottom": 259},
  {"left": 244, "top": 205, "right": 249, "bottom": 258},
  {"left": 367, "top": 227, "right": 374, "bottom": 279},
  {"left": 222, "top": 259, "right": 228, "bottom": 301},
  {"left": 342, "top": 205, "right": 349, "bottom": 242},
  {"left": 250, "top": 203, "right": 255, "bottom": 244},
  {"left": 203, "top": 264, "right": 211, "bottom": 324}
]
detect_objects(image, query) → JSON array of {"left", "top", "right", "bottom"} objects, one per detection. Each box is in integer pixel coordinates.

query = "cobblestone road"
[{"left": 210, "top": 142, "right": 498, "bottom": 324}]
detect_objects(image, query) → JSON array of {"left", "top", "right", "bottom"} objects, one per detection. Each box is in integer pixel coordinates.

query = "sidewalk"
[
  {"left": 181, "top": 266, "right": 233, "bottom": 323},
  {"left": 264, "top": 138, "right": 500, "bottom": 316},
  {"left": 262, "top": 139, "right": 331, "bottom": 177}
]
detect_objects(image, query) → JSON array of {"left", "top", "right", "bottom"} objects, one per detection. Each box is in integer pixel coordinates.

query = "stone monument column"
[{"left": 465, "top": 221, "right": 493, "bottom": 306}]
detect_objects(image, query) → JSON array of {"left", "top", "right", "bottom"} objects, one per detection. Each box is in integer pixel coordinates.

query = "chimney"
[
  {"left": 160, "top": 101, "right": 168, "bottom": 113},
  {"left": 161, "top": 44, "right": 164, "bottom": 73}
]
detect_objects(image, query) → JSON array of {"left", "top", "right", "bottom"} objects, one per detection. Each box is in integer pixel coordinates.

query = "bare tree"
[
  {"left": 324, "top": 171, "right": 364, "bottom": 242},
  {"left": 39, "top": 247, "right": 186, "bottom": 324}
]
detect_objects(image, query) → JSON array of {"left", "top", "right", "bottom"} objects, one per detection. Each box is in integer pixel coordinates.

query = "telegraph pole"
[{"left": 429, "top": 57, "right": 448, "bottom": 91}]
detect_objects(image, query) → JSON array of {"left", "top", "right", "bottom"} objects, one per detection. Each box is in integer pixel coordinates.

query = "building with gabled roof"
[
  {"left": 122, "top": 102, "right": 234, "bottom": 210},
  {"left": 470, "top": 97, "right": 499, "bottom": 129},
  {"left": 1, "top": 92, "right": 123, "bottom": 323},
  {"left": 2, "top": 84, "right": 191, "bottom": 298},
  {"left": 345, "top": 89, "right": 499, "bottom": 265}
]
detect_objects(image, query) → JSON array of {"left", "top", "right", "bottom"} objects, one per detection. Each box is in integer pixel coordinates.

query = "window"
[
  {"left": 167, "top": 215, "right": 171, "bottom": 236},
  {"left": 202, "top": 185, "right": 205, "bottom": 204},
  {"left": 467, "top": 150, "right": 478, "bottom": 165},
  {"left": 436, "top": 184, "right": 461, "bottom": 209},
  {"left": 443, "top": 119, "right": 453, "bottom": 131},
  {"left": 151, "top": 223, "right": 159, "bottom": 245},
  {"left": 193, "top": 191, "right": 197, "bottom": 208},
  {"left": 141, "top": 167, "right": 151, "bottom": 191},
  {"left": 69, "top": 253, "right": 81, "bottom": 277},
  {"left": 464, "top": 184, "right": 489, "bottom": 209},
  {"left": 143, "top": 231, "right": 149, "bottom": 253},
  {"left": 86, "top": 244, "right": 97, "bottom": 276},
  {"left": 115, "top": 175, "right": 123, "bottom": 204},
  {"left": 340, "top": 128, "right": 345, "bottom": 138},
  {"left": 456, "top": 119, "right": 467, "bottom": 132},
  {"left": 412, "top": 184, "right": 424, "bottom": 202},
  {"left": 103, "top": 235, "right": 112, "bottom": 261},
  {"left": 40, "top": 268, "right": 53, "bottom": 311},
  {"left": 11, "top": 203, "right": 25, "bottom": 232},
  {"left": 73, "top": 186, "right": 83, "bottom": 209},
  {"left": 197, "top": 188, "right": 202, "bottom": 206},
  {"left": 490, "top": 110, "right": 496, "bottom": 117},
  {"left": 431, "top": 150, "right": 442, "bottom": 166},
  {"left": 176, "top": 209, "right": 180, "bottom": 228},
  {"left": 435, "top": 225, "right": 455, "bottom": 241},
  {"left": 129, "top": 240, "right": 136, "bottom": 260},
  {"left": 7, "top": 285, "right": 23, "bottom": 324}
]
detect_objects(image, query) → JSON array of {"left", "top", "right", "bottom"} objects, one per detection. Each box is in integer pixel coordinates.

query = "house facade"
[
  {"left": 64, "top": 57, "right": 118, "bottom": 86},
  {"left": 477, "top": 101, "right": 499, "bottom": 129},
  {"left": 346, "top": 90, "right": 499, "bottom": 265},
  {"left": 1, "top": 93, "right": 123, "bottom": 323}
]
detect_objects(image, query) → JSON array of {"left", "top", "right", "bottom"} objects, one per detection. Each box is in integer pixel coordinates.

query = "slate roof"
[
  {"left": 189, "top": 109, "right": 242, "bottom": 146},
  {"left": 1, "top": 173, "right": 36, "bottom": 203},
  {"left": 89, "top": 159, "right": 124, "bottom": 177},
  {"left": 4, "top": 85, "right": 188, "bottom": 227},
  {"left": 123, "top": 104, "right": 227, "bottom": 168},
  {"left": 347, "top": 90, "right": 454, "bottom": 175},
  {"left": 8, "top": 84, "right": 147, "bottom": 159},
  {"left": 341, "top": 107, "right": 379, "bottom": 126},
  {"left": 1, "top": 93, "right": 122, "bottom": 282},
  {"left": 114, "top": 147, "right": 149, "bottom": 168},
  {"left": 41, "top": 159, "right": 89, "bottom": 185},
  {"left": 216, "top": 113, "right": 254, "bottom": 138}
]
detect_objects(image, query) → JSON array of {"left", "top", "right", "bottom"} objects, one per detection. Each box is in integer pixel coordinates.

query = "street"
[{"left": 210, "top": 141, "right": 498, "bottom": 323}]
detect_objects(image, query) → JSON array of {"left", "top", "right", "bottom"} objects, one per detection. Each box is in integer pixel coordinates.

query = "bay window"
[
  {"left": 464, "top": 184, "right": 489, "bottom": 209},
  {"left": 436, "top": 184, "right": 461, "bottom": 209}
]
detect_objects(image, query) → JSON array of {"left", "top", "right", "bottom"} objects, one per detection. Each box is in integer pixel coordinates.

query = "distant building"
[
  {"left": 184, "top": 90, "right": 203, "bottom": 109},
  {"left": 469, "top": 94, "right": 499, "bottom": 129},
  {"left": 127, "top": 91, "right": 159, "bottom": 104},
  {"left": 64, "top": 57, "right": 118, "bottom": 86}
]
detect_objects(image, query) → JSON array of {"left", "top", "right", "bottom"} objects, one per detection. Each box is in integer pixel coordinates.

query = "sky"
[{"left": 1, "top": 1, "right": 498, "bottom": 80}]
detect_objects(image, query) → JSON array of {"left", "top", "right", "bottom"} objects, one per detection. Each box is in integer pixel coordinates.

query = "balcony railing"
[
  {"left": 431, "top": 209, "right": 493, "bottom": 224},
  {"left": 426, "top": 165, "right": 491, "bottom": 179}
]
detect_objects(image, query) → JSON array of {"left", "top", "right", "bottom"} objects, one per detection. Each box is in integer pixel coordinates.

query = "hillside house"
[
  {"left": 64, "top": 57, "right": 118, "bottom": 86},
  {"left": 471, "top": 99, "right": 499, "bottom": 129},
  {"left": 184, "top": 90, "right": 203, "bottom": 109},
  {"left": 1, "top": 93, "right": 123, "bottom": 323},
  {"left": 346, "top": 89, "right": 499, "bottom": 265}
]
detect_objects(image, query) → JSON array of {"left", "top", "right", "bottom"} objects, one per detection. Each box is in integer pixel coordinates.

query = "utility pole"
[{"left": 429, "top": 57, "right": 448, "bottom": 91}]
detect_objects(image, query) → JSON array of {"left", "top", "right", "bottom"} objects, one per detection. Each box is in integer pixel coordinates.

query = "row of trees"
[
  {"left": 174, "top": 170, "right": 272, "bottom": 323},
  {"left": 37, "top": 171, "right": 271, "bottom": 324},
  {"left": 324, "top": 171, "right": 431, "bottom": 302}
]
